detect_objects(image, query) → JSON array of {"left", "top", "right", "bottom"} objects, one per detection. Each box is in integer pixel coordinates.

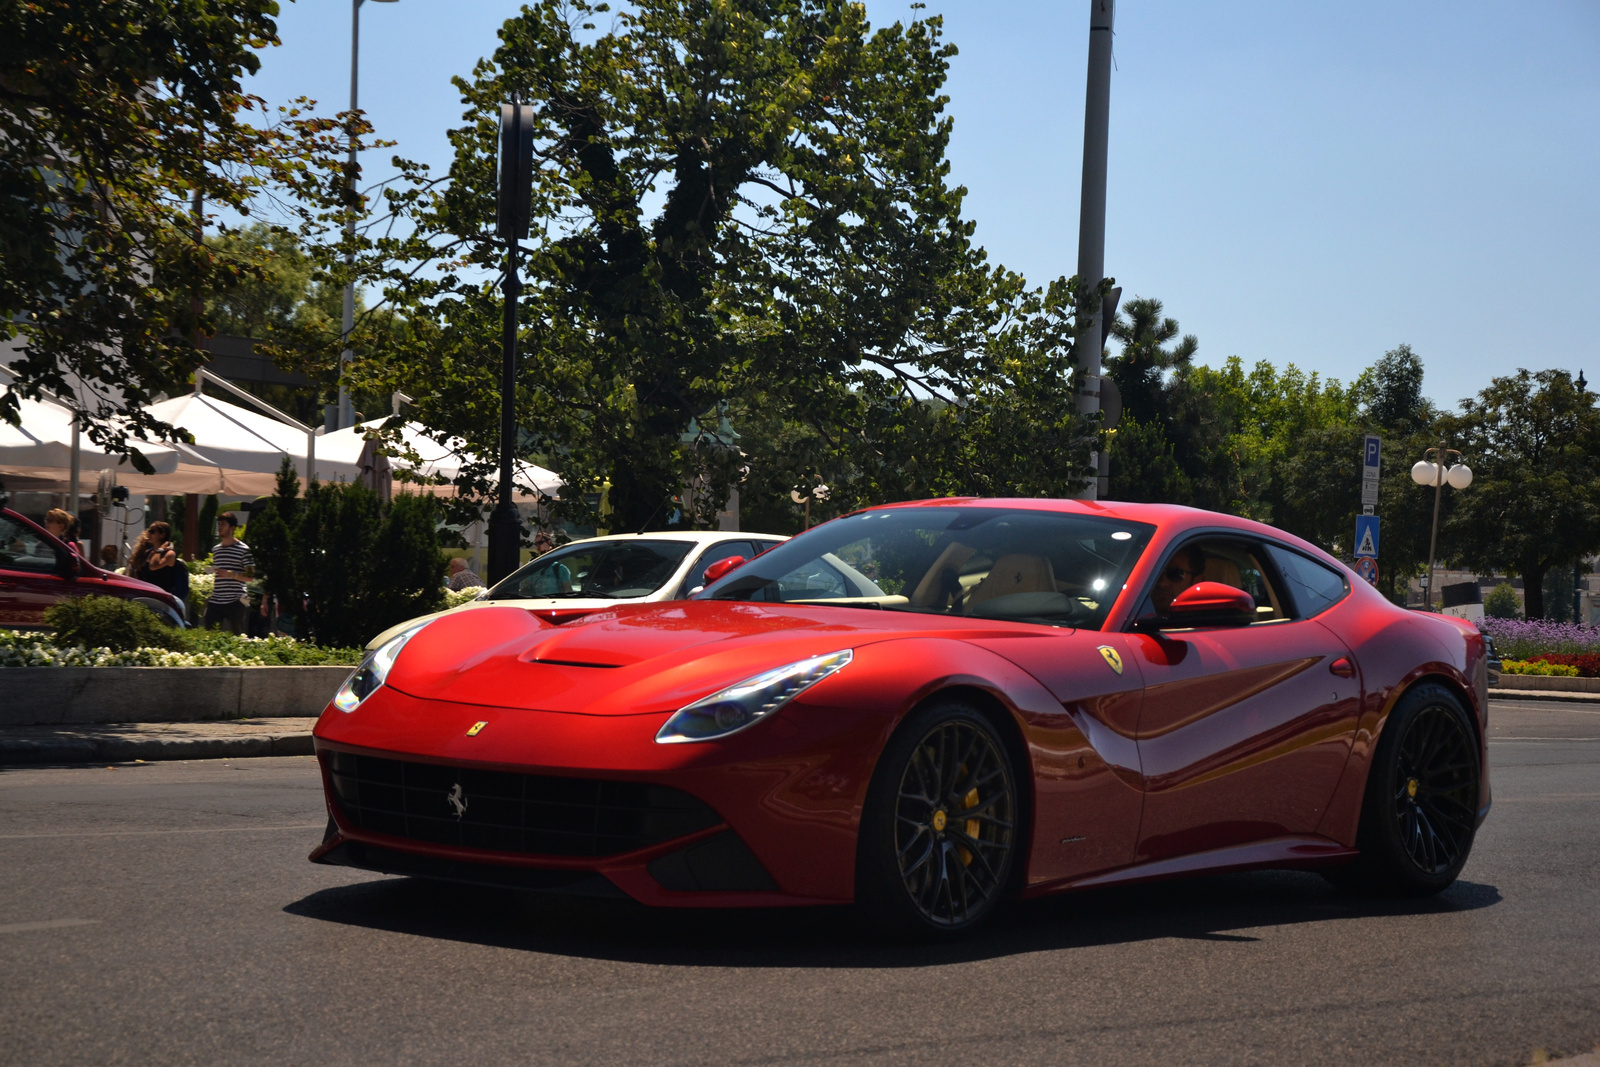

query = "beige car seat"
[
  {"left": 1201, "top": 555, "right": 1243, "bottom": 589},
  {"left": 966, "top": 554, "right": 1058, "bottom": 609}
]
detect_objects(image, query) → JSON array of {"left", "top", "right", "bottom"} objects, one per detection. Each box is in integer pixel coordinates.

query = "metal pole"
[
  {"left": 1074, "top": 0, "right": 1115, "bottom": 500},
  {"left": 486, "top": 220, "right": 523, "bottom": 584},
  {"left": 194, "top": 367, "right": 319, "bottom": 489},
  {"left": 1575, "top": 559, "right": 1583, "bottom": 623},
  {"left": 1425, "top": 450, "right": 1443, "bottom": 609},
  {"left": 333, "top": 0, "right": 362, "bottom": 433},
  {"left": 69, "top": 416, "right": 81, "bottom": 522}
]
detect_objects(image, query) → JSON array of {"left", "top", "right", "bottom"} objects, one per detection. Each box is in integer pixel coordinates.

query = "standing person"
[
  {"left": 130, "top": 521, "right": 186, "bottom": 603},
  {"left": 447, "top": 557, "right": 483, "bottom": 590},
  {"left": 533, "top": 531, "right": 556, "bottom": 556},
  {"left": 204, "top": 512, "right": 254, "bottom": 633}
]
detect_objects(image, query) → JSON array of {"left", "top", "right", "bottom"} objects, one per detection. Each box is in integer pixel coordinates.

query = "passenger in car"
[{"left": 1151, "top": 545, "right": 1208, "bottom": 616}]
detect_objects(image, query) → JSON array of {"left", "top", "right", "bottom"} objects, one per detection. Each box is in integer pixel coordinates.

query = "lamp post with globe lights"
[{"left": 1411, "top": 447, "right": 1473, "bottom": 608}]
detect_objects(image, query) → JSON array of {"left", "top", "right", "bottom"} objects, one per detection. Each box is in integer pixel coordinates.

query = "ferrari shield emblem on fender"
[
  {"left": 467, "top": 721, "right": 488, "bottom": 737},
  {"left": 1097, "top": 645, "right": 1123, "bottom": 675}
]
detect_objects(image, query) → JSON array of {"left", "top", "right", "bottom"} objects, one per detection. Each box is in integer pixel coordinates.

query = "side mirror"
[
  {"left": 57, "top": 552, "right": 80, "bottom": 580},
  {"left": 702, "top": 555, "right": 747, "bottom": 586},
  {"left": 1156, "top": 581, "right": 1257, "bottom": 629}
]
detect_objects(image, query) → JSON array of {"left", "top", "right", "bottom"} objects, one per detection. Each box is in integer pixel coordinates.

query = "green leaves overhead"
[
  {"left": 0, "top": 0, "right": 360, "bottom": 463},
  {"left": 349, "top": 0, "right": 1093, "bottom": 531}
]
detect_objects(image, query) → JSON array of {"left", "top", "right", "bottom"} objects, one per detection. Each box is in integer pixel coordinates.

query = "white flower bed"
[{"left": 0, "top": 631, "right": 360, "bottom": 669}]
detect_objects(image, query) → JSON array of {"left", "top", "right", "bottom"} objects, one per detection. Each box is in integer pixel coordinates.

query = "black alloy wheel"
[
  {"left": 858, "top": 702, "right": 1020, "bottom": 939},
  {"left": 1391, "top": 702, "right": 1479, "bottom": 875},
  {"left": 1333, "top": 682, "right": 1481, "bottom": 895}
]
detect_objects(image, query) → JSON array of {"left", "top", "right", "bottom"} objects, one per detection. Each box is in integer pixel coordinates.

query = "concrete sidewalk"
[{"left": 0, "top": 718, "right": 314, "bottom": 766}]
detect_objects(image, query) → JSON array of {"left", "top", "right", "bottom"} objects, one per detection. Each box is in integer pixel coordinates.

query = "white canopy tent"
[
  {"left": 104, "top": 389, "right": 360, "bottom": 497},
  {"left": 0, "top": 371, "right": 181, "bottom": 492},
  {"left": 317, "top": 419, "right": 562, "bottom": 500}
]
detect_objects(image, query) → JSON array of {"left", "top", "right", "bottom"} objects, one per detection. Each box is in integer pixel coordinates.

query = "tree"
[
  {"left": 1450, "top": 369, "right": 1600, "bottom": 619},
  {"left": 204, "top": 223, "right": 348, "bottom": 338},
  {"left": 247, "top": 457, "right": 301, "bottom": 613},
  {"left": 293, "top": 481, "right": 445, "bottom": 648},
  {"left": 1364, "top": 343, "right": 1434, "bottom": 437},
  {"left": 1105, "top": 296, "right": 1197, "bottom": 428},
  {"left": 0, "top": 1, "right": 354, "bottom": 462},
  {"left": 1484, "top": 582, "right": 1520, "bottom": 619},
  {"left": 345, "top": 0, "right": 1092, "bottom": 530}
]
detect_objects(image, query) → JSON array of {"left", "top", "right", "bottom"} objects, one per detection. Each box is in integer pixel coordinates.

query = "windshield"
[
  {"left": 488, "top": 539, "right": 696, "bottom": 600},
  {"left": 698, "top": 507, "right": 1155, "bottom": 629}
]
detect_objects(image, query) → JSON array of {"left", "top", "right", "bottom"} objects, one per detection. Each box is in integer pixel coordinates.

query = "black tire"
[
  {"left": 856, "top": 700, "right": 1022, "bottom": 940},
  {"left": 1332, "top": 682, "right": 1481, "bottom": 895}
]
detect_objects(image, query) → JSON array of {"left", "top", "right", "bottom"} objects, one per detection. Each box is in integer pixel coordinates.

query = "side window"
[
  {"left": 683, "top": 541, "right": 754, "bottom": 596},
  {"left": 1144, "top": 538, "right": 1288, "bottom": 623},
  {"left": 0, "top": 516, "right": 61, "bottom": 575},
  {"left": 1265, "top": 544, "right": 1350, "bottom": 618}
]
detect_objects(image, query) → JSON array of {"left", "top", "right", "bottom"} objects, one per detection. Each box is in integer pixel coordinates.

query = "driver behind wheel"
[{"left": 1151, "top": 545, "right": 1207, "bottom": 616}]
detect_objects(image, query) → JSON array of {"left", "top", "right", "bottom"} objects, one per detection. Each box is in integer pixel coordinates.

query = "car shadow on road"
[{"left": 284, "top": 869, "right": 1502, "bottom": 969}]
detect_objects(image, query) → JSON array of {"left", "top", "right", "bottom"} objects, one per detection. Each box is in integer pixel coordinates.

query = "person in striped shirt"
[{"left": 204, "top": 513, "right": 255, "bottom": 633}]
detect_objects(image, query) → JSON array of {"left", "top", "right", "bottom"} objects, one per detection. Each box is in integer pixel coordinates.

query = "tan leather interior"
[
  {"left": 966, "top": 554, "right": 1058, "bottom": 607},
  {"left": 910, "top": 542, "right": 976, "bottom": 608},
  {"left": 1201, "top": 556, "right": 1243, "bottom": 589}
]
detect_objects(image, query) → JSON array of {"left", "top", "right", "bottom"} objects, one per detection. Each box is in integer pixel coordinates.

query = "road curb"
[
  {"left": 0, "top": 666, "right": 349, "bottom": 727},
  {"left": 0, "top": 731, "right": 313, "bottom": 766},
  {"left": 1489, "top": 689, "right": 1600, "bottom": 704}
]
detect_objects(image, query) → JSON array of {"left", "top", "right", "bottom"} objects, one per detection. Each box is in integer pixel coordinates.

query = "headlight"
[
  {"left": 332, "top": 622, "right": 429, "bottom": 712},
  {"left": 655, "top": 650, "right": 853, "bottom": 744}
]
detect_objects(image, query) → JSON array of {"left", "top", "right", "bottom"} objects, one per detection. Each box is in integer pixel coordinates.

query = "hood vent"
[{"left": 531, "top": 657, "right": 623, "bottom": 669}]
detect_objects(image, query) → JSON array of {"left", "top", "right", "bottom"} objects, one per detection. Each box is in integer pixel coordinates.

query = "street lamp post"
[
  {"left": 331, "top": 0, "right": 398, "bottom": 433},
  {"left": 1411, "top": 445, "right": 1473, "bottom": 609},
  {"left": 487, "top": 100, "right": 535, "bottom": 584}
]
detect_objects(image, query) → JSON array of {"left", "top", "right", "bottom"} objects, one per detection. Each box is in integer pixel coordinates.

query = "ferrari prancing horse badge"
[{"left": 1097, "top": 645, "right": 1123, "bottom": 675}]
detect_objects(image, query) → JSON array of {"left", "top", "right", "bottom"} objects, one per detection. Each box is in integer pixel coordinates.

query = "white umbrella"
[{"left": 318, "top": 419, "right": 561, "bottom": 499}]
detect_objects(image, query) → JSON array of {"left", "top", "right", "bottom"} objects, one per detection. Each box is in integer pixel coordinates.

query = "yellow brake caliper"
[{"left": 956, "top": 778, "right": 980, "bottom": 866}]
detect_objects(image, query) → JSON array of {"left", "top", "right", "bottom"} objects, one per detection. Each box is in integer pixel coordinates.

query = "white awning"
[{"left": 317, "top": 419, "right": 562, "bottom": 499}]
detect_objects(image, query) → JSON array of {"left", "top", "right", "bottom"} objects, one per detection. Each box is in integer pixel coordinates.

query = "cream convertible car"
[{"left": 364, "top": 531, "right": 787, "bottom": 650}]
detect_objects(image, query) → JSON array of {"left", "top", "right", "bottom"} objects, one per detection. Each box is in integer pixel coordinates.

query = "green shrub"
[
  {"left": 1484, "top": 582, "right": 1520, "bottom": 619},
  {"left": 244, "top": 457, "right": 447, "bottom": 649},
  {"left": 44, "top": 595, "right": 187, "bottom": 652}
]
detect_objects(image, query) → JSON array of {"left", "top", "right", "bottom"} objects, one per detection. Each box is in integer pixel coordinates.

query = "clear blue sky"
[{"left": 242, "top": 0, "right": 1600, "bottom": 409}]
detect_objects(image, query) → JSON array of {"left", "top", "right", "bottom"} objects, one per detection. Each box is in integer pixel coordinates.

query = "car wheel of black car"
[
  {"left": 1332, "top": 682, "right": 1481, "bottom": 896},
  {"left": 857, "top": 700, "right": 1021, "bottom": 940}
]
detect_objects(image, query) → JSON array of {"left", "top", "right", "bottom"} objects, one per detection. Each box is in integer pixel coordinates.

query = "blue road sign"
[
  {"left": 1363, "top": 434, "right": 1381, "bottom": 472},
  {"left": 1354, "top": 514, "right": 1380, "bottom": 559},
  {"left": 1355, "top": 556, "right": 1379, "bottom": 586}
]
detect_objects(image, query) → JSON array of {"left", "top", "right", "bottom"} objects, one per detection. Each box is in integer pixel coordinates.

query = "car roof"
[
  {"left": 855, "top": 498, "right": 1333, "bottom": 560},
  {"left": 554, "top": 531, "right": 787, "bottom": 547}
]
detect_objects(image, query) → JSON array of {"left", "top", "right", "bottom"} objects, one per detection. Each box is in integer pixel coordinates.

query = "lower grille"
[{"left": 326, "top": 750, "right": 720, "bottom": 858}]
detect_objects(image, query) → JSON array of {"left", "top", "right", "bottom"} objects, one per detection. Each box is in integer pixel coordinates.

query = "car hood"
[
  {"left": 382, "top": 600, "right": 1053, "bottom": 716},
  {"left": 363, "top": 595, "right": 663, "bottom": 651}
]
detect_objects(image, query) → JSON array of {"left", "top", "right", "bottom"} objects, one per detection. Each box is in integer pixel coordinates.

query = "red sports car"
[{"left": 310, "top": 498, "right": 1489, "bottom": 938}]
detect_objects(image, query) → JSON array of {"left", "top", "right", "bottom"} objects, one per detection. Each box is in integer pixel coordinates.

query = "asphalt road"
[{"left": 1, "top": 698, "right": 1597, "bottom": 1067}]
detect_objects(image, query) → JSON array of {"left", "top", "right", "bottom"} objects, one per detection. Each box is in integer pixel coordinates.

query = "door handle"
[{"left": 1329, "top": 656, "right": 1356, "bottom": 678}]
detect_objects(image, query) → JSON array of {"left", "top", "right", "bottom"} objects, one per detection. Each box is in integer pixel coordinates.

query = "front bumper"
[{"left": 309, "top": 685, "right": 886, "bottom": 906}]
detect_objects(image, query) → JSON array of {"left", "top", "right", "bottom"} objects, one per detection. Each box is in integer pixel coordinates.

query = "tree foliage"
[
  {"left": 1448, "top": 369, "right": 1600, "bottom": 619},
  {"left": 0, "top": 0, "right": 358, "bottom": 462},
  {"left": 340, "top": 0, "right": 1093, "bottom": 531}
]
